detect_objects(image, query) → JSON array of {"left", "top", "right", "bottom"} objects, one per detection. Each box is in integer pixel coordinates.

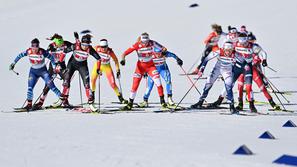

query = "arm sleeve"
[
  {"left": 64, "top": 43, "right": 75, "bottom": 54},
  {"left": 200, "top": 51, "right": 219, "bottom": 70},
  {"left": 90, "top": 47, "right": 101, "bottom": 60},
  {"left": 14, "top": 51, "right": 28, "bottom": 64},
  {"left": 122, "top": 43, "right": 138, "bottom": 57},
  {"left": 110, "top": 50, "right": 120, "bottom": 71},
  {"left": 44, "top": 50, "right": 56, "bottom": 68},
  {"left": 258, "top": 49, "right": 267, "bottom": 60},
  {"left": 165, "top": 51, "right": 178, "bottom": 60},
  {"left": 204, "top": 32, "right": 215, "bottom": 45}
]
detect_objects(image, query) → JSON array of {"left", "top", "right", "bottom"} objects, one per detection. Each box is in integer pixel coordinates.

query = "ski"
[
  {"left": 68, "top": 107, "right": 115, "bottom": 114},
  {"left": 268, "top": 108, "right": 295, "bottom": 113}
]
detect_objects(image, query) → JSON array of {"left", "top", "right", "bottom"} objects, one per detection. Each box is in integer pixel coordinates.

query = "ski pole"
[
  {"left": 187, "top": 55, "right": 201, "bottom": 74},
  {"left": 266, "top": 81, "right": 287, "bottom": 111},
  {"left": 266, "top": 66, "right": 277, "bottom": 73},
  {"left": 98, "top": 73, "right": 101, "bottom": 112},
  {"left": 172, "top": 76, "right": 202, "bottom": 111},
  {"left": 260, "top": 71, "right": 290, "bottom": 103},
  {"left": 12, "top": 70, "right": 19, "bottom": 75},
  {"left": 78, "top": 73, "right": 83, "bottom": 106},
  {"left": 180, "top": 66, "right": 202, "bottom": 95},
  {"left": 266, "top": 78, "right": 290, "bottom": 103}
]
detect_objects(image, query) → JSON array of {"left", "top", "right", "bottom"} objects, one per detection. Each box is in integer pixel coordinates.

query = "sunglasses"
[
  {"left": 81, "top": 43, "right": 90, "bottom": 47},
  {"left": 31, "top": 43, "right": 39, "bottom": 48},
  {"left": 229, "top": 29, "right": 237, "bottom": 33}
]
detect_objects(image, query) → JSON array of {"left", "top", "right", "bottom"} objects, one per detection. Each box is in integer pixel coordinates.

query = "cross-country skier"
[
  {"left": 197, "top": 24, "right": 225, "bottom": 70},
  {"left": 90, "top": 39, "right": 128, "bottom": 104},
  {"left": 226, "top": 26, "right": 239, "bottom": 43},
  {"left": 33, "top": 34, "right": 73, "bottom": 109},
  {"left": 191, "top": 42, "right": 238, "bottom": 113},
  {"left": 235, "top": 43, "right": 281, "bottom": 110},
  {"left": 138, "top": 49, "right": 183, "bottom": 108},
  {"left": 53, "top": 33, "right": 101, "bottom": 111},
  {"left": 209, "top": 33, "right": 258, "bottom": 112},
  {"left": 120, "top": 32, "right": 167, "bottom": 110},
  {"left": 9, "top": 38, "right": 62, "bottom": 110}
]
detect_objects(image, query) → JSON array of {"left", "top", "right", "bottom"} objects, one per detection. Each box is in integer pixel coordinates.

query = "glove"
[
  {"left": 97, "top": 68, "right": 101, "bottom": 75},
  {"left": 176, "top": 58, "right": 183, "bottom": 66},
  {"left": 143, "top": 73, "right": 148, "bottom": 79},
  {"left": 116, "top": 70, "right": 121, "bottom": 79},
  {"left": 54, "top": 65, "right": 61, "bottom": 74},
  {"left": 262, "top": 59, "right": 267, "bottom": 67},
  {"left": 74, "top": 32, "right": 79, "bottom": 39},
  {"left": 192, "top": 67, "right": 204, "bottom": 77},
  {"left": 9, "top": 63, "right": 15, "bottom": 70},
  {"left": 120, "top": 59, "right": 126, "bottom": 66},
  {"left": 197, "top": 68, "right": 204, "bottom": 77}
]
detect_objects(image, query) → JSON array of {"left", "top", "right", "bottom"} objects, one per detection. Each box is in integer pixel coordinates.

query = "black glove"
[
  {"left": 9, "top": 63, "right": 15, "bottom": 70},
  {"left": 176, "top": 58, "right": 183, "bottom": 66},
  {"left": 143, "top": 73, "right": 148, "bottom": 79},
  {"left": 74, "top": 32, "right": 79, "bottom": 40},
  {"left": 262, "top": 59, "right": 267, "bottom": 67},
  {"left": 120, "top": 59, "right": 125, "bottom": 66},
  {"left": 97, "top": 69, "right": 101, "bottom": 75},
  {"left": 116, "top": 70, "right": 121, "bottom": 79}
]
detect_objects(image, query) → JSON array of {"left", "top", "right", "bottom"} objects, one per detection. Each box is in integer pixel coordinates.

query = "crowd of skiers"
[{"left": 9, "top": 25, "right": 281, "bottom": 113}]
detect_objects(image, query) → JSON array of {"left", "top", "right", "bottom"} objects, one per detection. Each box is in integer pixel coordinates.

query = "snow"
[{"left": 1, "top": 0, "right": 297, "bottom": 166}]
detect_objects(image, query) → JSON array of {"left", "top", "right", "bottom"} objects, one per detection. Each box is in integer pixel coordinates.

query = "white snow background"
[{"left": 0, "top": 0, "right": 297, "bottom": 166}]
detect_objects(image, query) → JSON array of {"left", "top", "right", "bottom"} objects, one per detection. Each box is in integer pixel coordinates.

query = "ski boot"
[
  {"left": 32, "top": 98, "right": 45, "bottom": 110},
  {"left": 118, "top": 93, "right": 128, "bottom": 104},
  {"left": 92, "top": 91, "right": 95, "bottom": 101},
  {"left": 24, "top": 100, "right": 33, "bottom": 111},
  {"left": 249, "top": 100, "right": 257, "bottom": 113},
  {"left": 167, "top": 95, "right": 177, "bottom": 108},
  {"left": 52, "top": 97, "right": 63, "bottom": 107},
  {"left": 230, "top": 103, "right": 239, "bottom": 114},
  {"left": 269, "top": 99, "right": 281, "bottom": 111},
  {"left": 235, "top": 98, "right": 243, "bottom": 110},
  {"left": 207, "top": 96, "right": 224, "bottom": 108},
  {"left": 121, "top": 102, "right": 133, "bottom": 110},
  {"left": 138, "top": 99, "right": 148, "bottom": 108},
  {"left": 160, "top": 96, "right": 168, "bottom": 110},
  {"left": 191, "top": 100, "right": 204, "bottom": 109},
  {"left": 52, "top": 95, "right": 69, "bottom": 108},
  {"left": 88, "top": 96, "right": 97, "bottom": 112}
]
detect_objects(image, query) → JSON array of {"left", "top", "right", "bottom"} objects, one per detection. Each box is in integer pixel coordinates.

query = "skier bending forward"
[{"left": 191, "top": 41, "right": 238, "bottom": 114}]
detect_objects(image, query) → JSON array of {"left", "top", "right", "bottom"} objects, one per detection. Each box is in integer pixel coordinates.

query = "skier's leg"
[
  {"left": 192, "top": 62, "right": 220, "bottom": 108},
  {"left": 143, "top": 76, "right": 154, "bottom": 101},
  {"left": 253, "top": 66, "right": 280, "bottom": 109},
  {"left": 40, "top": 64, "right": 54, "bottom": 103},
  {"left": 78, "top": 63, "right": 92, "bottom": 103},
  {"left": 26, "top": 68, "right": 39, "bottom": 109},
  {"left": 199, "top": 63, "right": 220, "bottom": 101},
  {"left": 237, "top": 74, "right": 244, "bottom": 100},
  {"left": 222, "top": 67, "right": 238, "bottom": 114},
  {"left": 244, "top": 64, "right": 254, "bottom": 102},
  {"left": 147, "top": 64, "right": 166, "bottom": 107},
  {"left": 40, "top": 67, "right": 61, "bottom": 98},
  {"left": 104, "top": 65, "right": 120, "bottom": 96},
  {"left": 244, "top": 63, "right": 257, "bottom": 112},
  {"left": 90, "top": 62, "right": 98, "bottom": 93},
  {"left": 161, "top": 65, "right": 174, "bottom": 105}
]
